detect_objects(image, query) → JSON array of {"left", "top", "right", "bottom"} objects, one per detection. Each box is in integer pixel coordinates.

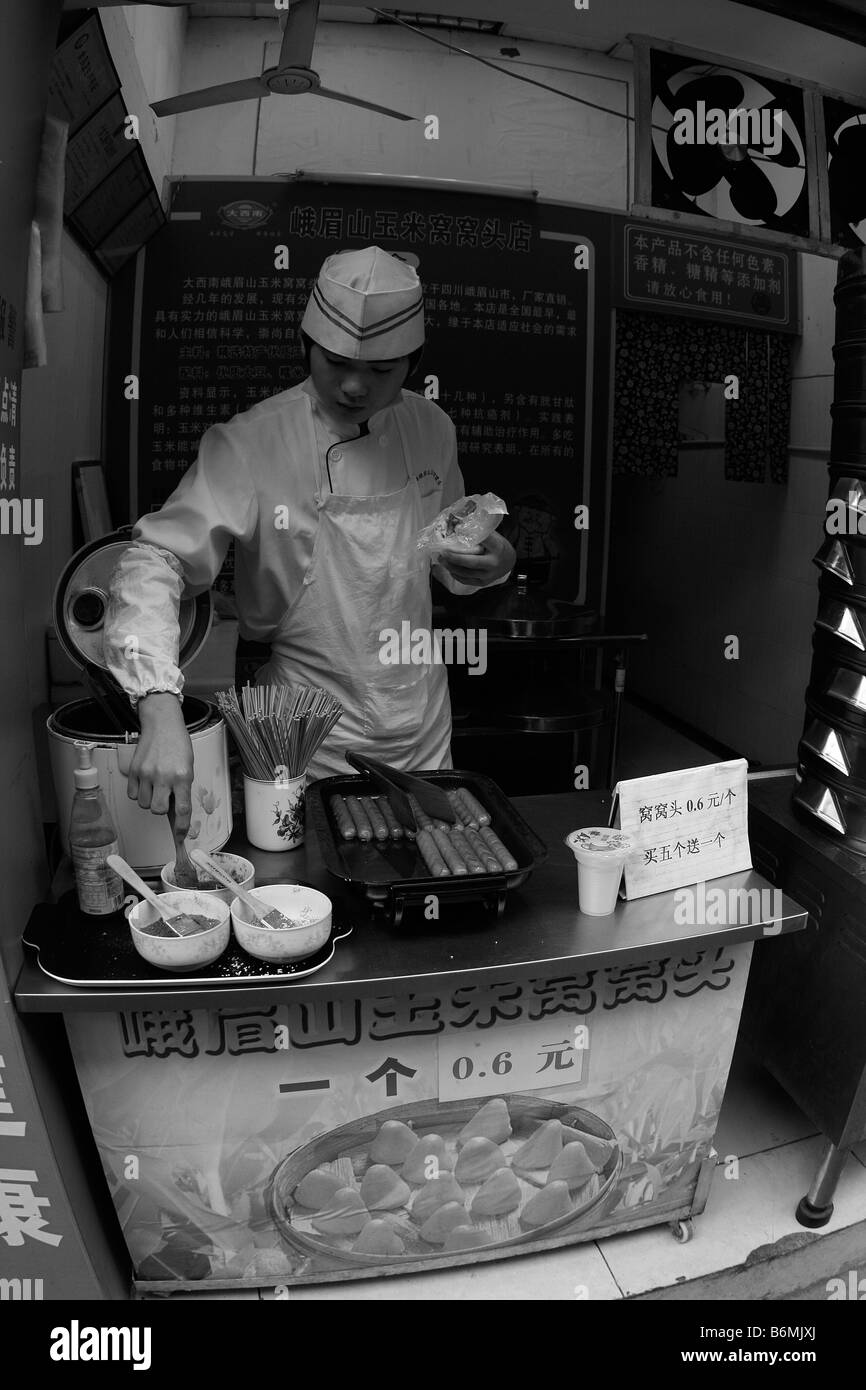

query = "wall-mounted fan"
[
  {"left": 648, "top": 48, "right": 811, "bottom": 239},
  {"left": 824, "top": 96, "right": 866, "bottom": 247},
  {"left": 151, "top": 0, "right": 414, "bottom": 121}
]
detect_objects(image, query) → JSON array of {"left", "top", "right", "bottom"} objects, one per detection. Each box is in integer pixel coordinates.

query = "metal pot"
[
  {"left": 48, "top": 529, "right": 232, "bottom": 874},
  {"left": 793, "top": 767, "right": 866, "bottom": 854},
  {"left": 451, "top": 573, "right": 598, "bottom": 639},
  {"left": 814, "top": 536, "right": 866, "bottom": 597}
]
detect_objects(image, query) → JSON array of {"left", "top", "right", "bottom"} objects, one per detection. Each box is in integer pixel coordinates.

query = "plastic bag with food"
[{"left": 416, "top": 493, "right": 508, "bottom": 558}]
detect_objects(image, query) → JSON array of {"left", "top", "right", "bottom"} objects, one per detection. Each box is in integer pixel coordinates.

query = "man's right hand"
[{"left": 128, "top": 692, "right": 194, "bottom": 833}]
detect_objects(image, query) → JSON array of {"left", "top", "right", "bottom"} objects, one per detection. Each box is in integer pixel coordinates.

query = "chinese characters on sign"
[
  {"left": 142, "top": 278, "right": 581, "bottom": 491},
  {"left": 137, "top": 182, "right": 592, "bottom": 624},
  {"left": 618, "top": 223, "right": 793, "bottom": 329},
  {"left": 0, "top": 291, "right": 20, "bottom": 495},
  {"left": 278, "top": 204, "right": 534, "bottom": 251},
  {"left": 0, "top": 1054, "right": 61, "bottom": 1251},
  {"left": 115, "top": 946, "right": 739, "bottom": 1064},
  {"left": 612, "top": 760, "right": 752, "bottom": 899}
]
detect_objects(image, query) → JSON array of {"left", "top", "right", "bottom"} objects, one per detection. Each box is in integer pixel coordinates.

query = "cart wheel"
[
  {"left": 670, "top": 1219, "right": 694, "bottom": 1244},
  {"left": 491, "top": 891, "right": 507, "bottom": 919},
  {"left": 389, "top": 900, "right": 404, "bottom": 927}
]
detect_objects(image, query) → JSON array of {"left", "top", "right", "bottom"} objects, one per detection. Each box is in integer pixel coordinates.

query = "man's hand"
[
  {"left": 436, "top": 530, "right": 516, "bottom": 588},
  {"left": 128, "top": 692, "right": 194, "bottom": 833}
]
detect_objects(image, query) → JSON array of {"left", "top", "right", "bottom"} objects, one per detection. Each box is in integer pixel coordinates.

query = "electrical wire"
[
  {"left": 368, "top": 7, "right": 633, "bottom": 120},
  {"left": 367, "top": 9, "right": 797, "bottom": 169}
]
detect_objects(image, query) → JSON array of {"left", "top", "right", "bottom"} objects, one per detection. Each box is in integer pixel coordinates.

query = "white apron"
[{"left": 256, "top": 395, "right": 452, "bottom": 781}]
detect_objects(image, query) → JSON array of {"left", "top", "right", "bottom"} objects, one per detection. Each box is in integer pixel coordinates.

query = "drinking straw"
[{"left": 214, "top": 684, "right": 343, "bottom": 778}]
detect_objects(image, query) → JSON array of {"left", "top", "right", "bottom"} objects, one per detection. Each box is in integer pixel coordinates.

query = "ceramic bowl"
[
  {"left": 129, "top": 891, "right": 231, "bottom": 972},
  {"left": 160, "top": 850, "right": 254, "bottom": 904},
  {"left": 230, "top": 884, "right": 332, "bottom": 963}
]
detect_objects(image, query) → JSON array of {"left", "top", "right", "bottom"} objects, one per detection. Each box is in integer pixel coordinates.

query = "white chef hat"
[{"left": 301, "top": 246, "right": 425, "bottom": 360}]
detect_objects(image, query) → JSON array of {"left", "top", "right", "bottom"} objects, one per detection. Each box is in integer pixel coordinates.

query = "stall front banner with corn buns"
[
  {"left": 608, "top": 760, "right": 751, "bottom": 900},
  {"left": 64, "top": 944, "right": 750, "bottom": 1289}
]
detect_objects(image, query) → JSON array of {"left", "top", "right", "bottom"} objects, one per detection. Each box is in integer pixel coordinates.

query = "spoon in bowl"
[
  {"left": 190, "top": 849, "right": 300, "bottom": 931},
  {"left": 106, "top": 855, "right": 203, "bottom": 937},
  {"left": 168, "top": 798, "right": 199, "bottom": 889}
]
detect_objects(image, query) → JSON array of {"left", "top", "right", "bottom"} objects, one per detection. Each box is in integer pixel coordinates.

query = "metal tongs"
[{"left": 345, "top": 749, "right": 456, "bottom": 829}]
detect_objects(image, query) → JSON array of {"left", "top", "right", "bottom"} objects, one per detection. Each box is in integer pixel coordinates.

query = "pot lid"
[{"left": 52, "top": 527, "right": 212, "bottom": 675}]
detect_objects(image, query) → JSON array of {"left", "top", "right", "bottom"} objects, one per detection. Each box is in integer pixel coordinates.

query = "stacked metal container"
[{"left": 794, "top": 248, "right": 866, "bottom": 852}]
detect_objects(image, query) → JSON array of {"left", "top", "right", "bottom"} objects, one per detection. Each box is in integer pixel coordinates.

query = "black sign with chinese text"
[
  {"left": 130, "top": 180, "right": 612, "bottom": 604},
  {"left": 614, "top": 219, "right": 797, "bottom": 333}
]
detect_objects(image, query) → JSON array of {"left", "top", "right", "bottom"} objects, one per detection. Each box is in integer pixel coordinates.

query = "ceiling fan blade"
[
  {"left": 314, "top": 86, "right": 416, "bottom": 121},
  {"left": 152, "top": 77, "right": 268, "bottom": 118},
  {"left": 279, "top": 0, "right": 320, "bottom": 70}
]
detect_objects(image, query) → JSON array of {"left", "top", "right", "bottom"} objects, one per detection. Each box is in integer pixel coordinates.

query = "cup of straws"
[{"left": 216, "top": 683, "right": 343, "bottom": 851}]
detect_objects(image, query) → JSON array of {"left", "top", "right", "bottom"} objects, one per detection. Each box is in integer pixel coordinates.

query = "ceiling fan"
[{"left": 150, "top": 0, "right": 415, "bottom": 122}]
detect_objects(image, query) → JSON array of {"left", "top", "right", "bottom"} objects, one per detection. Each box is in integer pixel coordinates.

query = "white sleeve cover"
[
  {"left": 104, "top": 542, "right": 187, "bottom": 702},
  {"left": 104, "top": 422, "right": 258, "bottom": 702},
  {"left": 432, "top": 423, "right": 511, "bottom": 596}
]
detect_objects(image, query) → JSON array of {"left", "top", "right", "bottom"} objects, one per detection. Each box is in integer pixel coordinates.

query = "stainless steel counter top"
[{"left": 14, "top": 792, "right": 806, "bottom": 1012}]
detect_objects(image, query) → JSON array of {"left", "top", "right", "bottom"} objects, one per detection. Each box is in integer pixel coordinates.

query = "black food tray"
[
  {"left": 23, "top": 889, "right": 354, "bottom": 989},
  {"left": 307, "top": 768, "right": 547, "bottom": 925}
]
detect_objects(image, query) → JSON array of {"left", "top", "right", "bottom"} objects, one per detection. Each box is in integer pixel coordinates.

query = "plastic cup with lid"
[{"left": 565, "top": 827, "right": 633, "bottom": 917}]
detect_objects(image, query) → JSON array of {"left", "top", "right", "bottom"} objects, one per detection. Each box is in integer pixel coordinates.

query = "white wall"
[
  {"left": 172, "top": 20, "right": 632, "bottom": 206},
  {"left": 607, "top": 251, "right": 836, "bottom": 767},
  {"left": 100, "top": 2, "right": 188, "bottom": 199}
]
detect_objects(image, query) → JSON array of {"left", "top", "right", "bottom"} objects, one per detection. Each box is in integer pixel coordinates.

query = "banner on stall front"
[
  {"left": 64, "top": 943, "right": 752, "bottom": 1289},
  {"left": 610, "top": 760, "right": 751, "bottom": 899}
]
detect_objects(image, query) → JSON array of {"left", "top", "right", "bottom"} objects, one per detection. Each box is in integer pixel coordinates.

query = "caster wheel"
[
  {"left": 389, "top": 901, "right": 404, "bottom": 927},
  {"left": 796, "top": 1196, "right": 833, "bottom": 1228},
  {"left": 671, "top": 1219, "right": 694, "bottom": 1243}
]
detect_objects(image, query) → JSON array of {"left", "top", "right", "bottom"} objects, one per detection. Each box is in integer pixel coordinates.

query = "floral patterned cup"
[{"left": 243, "top": 773, "right": 306, "bottom": 851}]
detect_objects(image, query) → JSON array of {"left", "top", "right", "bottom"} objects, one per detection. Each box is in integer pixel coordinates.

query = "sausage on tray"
[
  {"left": 407, "top": 793, "right": 434, "bottom": 833},
  {"left": 450, "top": 827, "right": 486, "bottom": 874},
  {"left": 377, "top": 797, "right": 405, "bottom": 840},
  {"left": 458, "top": 787, "right": 491, "bottom": 826},
  {"left": 465, "top": 827, "right": 500, "bottom": 874},
  {"left": 416, "top": 828, "right": 449, "bottom": 877},
  {"left": 345, "top": 795, "right": 374, "bottom": 842},
  {"left": 431, "top": 827, "right": 469, "bottom": 875},
  {"left": 331, "top": 796, "right": 356, "bottom": 840},
  {"left": 360, "top": 795, "right": 389, "bottom": 842},
  {"left": 447, "top": 789, "right": 477, "bottom": 829},
  {"left": 479, "top": 824, "right": 518, "bottom": 872}
]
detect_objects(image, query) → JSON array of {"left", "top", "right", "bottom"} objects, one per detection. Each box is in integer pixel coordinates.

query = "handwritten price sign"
[
  {"left": 609, "top": 759, "right": 751, "bottom": 900},
  {"left": 438, "top": 1021, "right": 588, "bottom": 1102}
]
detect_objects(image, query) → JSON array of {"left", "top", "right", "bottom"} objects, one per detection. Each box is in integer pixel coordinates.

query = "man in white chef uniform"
[{"left": 105, "top": 246, "right": 515, "bottom": 832}]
